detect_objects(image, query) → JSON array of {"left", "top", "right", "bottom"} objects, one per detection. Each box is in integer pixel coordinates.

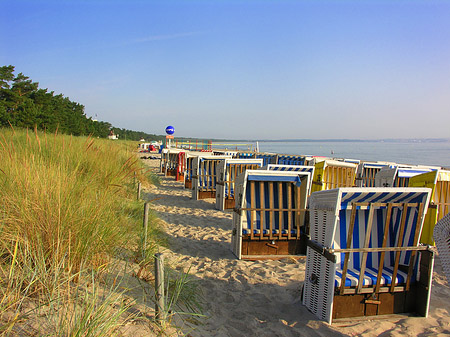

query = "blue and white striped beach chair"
[
  {"left": 191, "top": 155, "right": 232, "bottom": 200},
  {"left": 215, "top": 158, "right": 264, "bottom": 211},
  {"left": 303, "top": 188, "right": 434, "bottom": 324},
  {"left": 375, "top": 166, "right": 435, "bottom": 187},
  {"left": 231, "top": 170, "right": 312, "bottom": 259},
  {"left": 355, "top": 162, "right": 393, "bottom": 187}
]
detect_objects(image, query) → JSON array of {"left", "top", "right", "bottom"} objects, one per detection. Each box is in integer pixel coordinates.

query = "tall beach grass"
[{"left": 0, "top": 127, "right": 160, "bottom": 334}]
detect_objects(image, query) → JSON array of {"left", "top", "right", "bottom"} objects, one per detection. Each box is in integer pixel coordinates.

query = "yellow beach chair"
[
  {"left": 409, "top": 169, "right": 450, "bottom": 245},
  {"left": 311, "top": 160, "right": 358, "bottom": 193}
]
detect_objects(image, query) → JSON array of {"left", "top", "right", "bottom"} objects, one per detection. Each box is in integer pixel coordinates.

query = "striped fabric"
[
  {"left": 277, "top": 155, "right": 305, "bottom": 166},
  {"left": 331, "top": 190, "right": 429, "bottom": 288},
  {"left": 243, "top": 178, "right": 299, "bottom": 235},
  {"left": 267, "top": 164, "right": 314, "bottom": 174},
  {"left": 239, "top": 171, "right": 310, "bottom": 237}
]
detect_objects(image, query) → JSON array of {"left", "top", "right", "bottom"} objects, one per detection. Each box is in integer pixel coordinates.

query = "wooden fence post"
[
  {"left": 154, "top": 253, "right": 166, "bottom": 322},
  {"left": 137, "top": 182, "right": 141, "bottom": 200},
  {"left": 142, "top": 202, "right": 149, "bottom": 259}
]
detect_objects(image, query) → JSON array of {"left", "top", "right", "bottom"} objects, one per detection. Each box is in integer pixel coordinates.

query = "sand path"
[{"left": 142, "top": 157, "right": 450, "bottom": 337}]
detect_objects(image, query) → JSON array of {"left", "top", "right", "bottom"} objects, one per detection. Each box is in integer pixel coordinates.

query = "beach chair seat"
[
  {"left": 231, "top": 170, "right": 312, "bottom": 259},
  {"left": 433, "top": 212, "right": 450, "bottom": 284},
  {"left": 303, "top": 188, "right": 434, "bottom": 324}
]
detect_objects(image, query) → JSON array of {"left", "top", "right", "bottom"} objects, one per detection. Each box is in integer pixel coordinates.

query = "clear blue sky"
[{"left": 1, "top": 0, "right": 450, "bottom": 140}]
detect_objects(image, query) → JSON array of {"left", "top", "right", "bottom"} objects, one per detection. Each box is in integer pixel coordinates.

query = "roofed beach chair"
[
  {"left": 276, "top": 154, "right": 305, "bottom": 166},
  {"left": 184, "top": 152, "right": 204, "bottom": 189},
  {"left": 215, "top": 158, "right": 264, "bottom": 211},
  {"left": 303, "top": 188, "right": 434, "bottom": 324},
  {"left": 311, "top": 160, "right": 358, "bottom": 193},
  {"left": 433, "top": 212, "right": 450, "bottom": 284},
  {"left": 409, "top": 169, "right": 450, "bottom": 245},
  {"left": 231, "top": 169, "right": 312, "bottom": 259},
  {"left": 355, "top": 162, "right": 394, "bottom": 187},
  {"left": 191, "top": 155, "right": 232, "bottom": 200},
  {"left": 160, "top": 148, "right": 185, "bottom": 178},
  {"left": 264, "top": 164, "right": 315, "bottom": 194},
  {"left": 375, "top": 166, "right": 434, "bottom": 188}
]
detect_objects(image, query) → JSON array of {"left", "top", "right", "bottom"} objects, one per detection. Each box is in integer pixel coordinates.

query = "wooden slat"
[
  {"left": 339, "top": 205, "right": 358, "bottom": 295},
  {"left": 375, "top": 203, "right": 393, "bottom": 293},
  {"left": 295, "top": 184, "right": 301, "bottom": 239},
  {"left": 278, "top": 182, "right": 283, "bottom": 240},
  {"left": 405, "top": 202, "right": 425, "bottom": 291},
  {"left": 357, "top": 205, "right": 376, "bottom": 294},
  {"left": 287, "top": 183, "right": 292, "bottom": 239},
  {"left": 390, "top": 203, "right": 409, "bottom": 292},
  {"left": 260, "top": 181, "right": 264, "bottom": 240},
  {"left": 250, "top": 181, "right": 255, "bottom": 240},
  {"left": 269, "top": 182, "right": 274, "bottom": 240}
]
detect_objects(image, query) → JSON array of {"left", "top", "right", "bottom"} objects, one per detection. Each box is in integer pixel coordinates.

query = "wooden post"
[
  {"left": 137, "top": 182, "right": 141, "bottom": 201},
  {"left": 142, "top": 202, "right": 149, "bottom": 259},
  {"left": 154, "top": 253, "right": 166, "bottom": 322}
]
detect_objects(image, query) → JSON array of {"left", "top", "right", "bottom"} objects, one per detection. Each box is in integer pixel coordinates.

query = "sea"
[{"left": 211, "top": 140, "right": 450, "bottom": 168}]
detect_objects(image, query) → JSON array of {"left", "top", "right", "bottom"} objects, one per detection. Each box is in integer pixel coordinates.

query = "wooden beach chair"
[
  {"left": 160, "top": 148, "right": 185, "bottom": 178},
  {"left": 191, "top": 155, "right": 232, "bottom": 200},
  {"left": 311, "top": 160, "right": 358, "bottom": 193},
  {"left": 433, "top": 212, "right": 450, "bottom": 285},
  {"left": 303, "top": 188, "right": 434, "bottom": 324},
  {"left": 374, "top": 166, "right": 434, "bottom": 188},
  {"left": 184, "top": 152, "right": 205, "bottom": 189},
  {"left": 215, "top": 158, "right": 264, "bottom": 211},
  {"left": 409, "top": 169, "right": 450, "bottom": 245},
  {"left": 231, "top": 170, "right": 312, "bottom": 260},
  {"left": 264, "top": 164, "right": 315, "bottom": 194},
  {"left": 355, "top": 162, "right": 394, "bottom": 187}
]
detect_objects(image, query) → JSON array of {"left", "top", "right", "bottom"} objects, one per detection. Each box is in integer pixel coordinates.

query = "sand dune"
[{"left": 141, "top": 157, "right": 450, "bottom": 336}]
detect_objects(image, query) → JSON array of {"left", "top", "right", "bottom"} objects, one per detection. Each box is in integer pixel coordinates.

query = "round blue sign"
[{"left": 165, "top": 126, "right": 175, "bottom": 135}]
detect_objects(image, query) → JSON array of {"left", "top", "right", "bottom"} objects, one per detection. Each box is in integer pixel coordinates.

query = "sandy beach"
[{"left": 141, "top": 156, "right": 450, "bottom": 336}]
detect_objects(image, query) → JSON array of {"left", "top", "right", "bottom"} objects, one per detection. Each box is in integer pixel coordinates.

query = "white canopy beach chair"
[
  {"left": 433, "top": 212, "right": 450, "bottom": 285},
  {"left": 355, "top": 162, "right": 394, "bottom": 187},
  {"left": 409, "top": 169, "right": 450, "bottom": 245},
  {"left": 231, "top": 170, "right": 311, "bottom": 260},
  {"left": 215, "top": 158, "right": 264, "bottom": 211},
  {"left": 191, "top": 155, "right": 232, "bottom": 200},
  {"left": 374, "top": 166, "right": 434, "bottom": 188},
  {"left": 160, "top": 148, "right": 185, "bottom": 178},
  {"left": 303, "top": 188, "right": 434, "bottom": 324}
]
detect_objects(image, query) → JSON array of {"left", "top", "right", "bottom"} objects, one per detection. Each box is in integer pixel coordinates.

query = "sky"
[{"left": 1, "top": 0, "right": 450, "bottom": 140}]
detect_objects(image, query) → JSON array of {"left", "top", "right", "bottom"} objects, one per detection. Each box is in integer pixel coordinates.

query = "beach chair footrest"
[
  {"left": 241, "top": 237, "right": 306, "bottom": 256},
  {"left": 332, "top": 282, "right": 430, "bottom": 320}
]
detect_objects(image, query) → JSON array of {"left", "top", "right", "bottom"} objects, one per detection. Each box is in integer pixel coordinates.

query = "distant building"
[{"left": 108, "top": 130, "right": 119, "bottom": 140}]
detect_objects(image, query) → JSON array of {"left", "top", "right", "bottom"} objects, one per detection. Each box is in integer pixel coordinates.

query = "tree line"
[{"left": 0, "top": 65, "right": 160, "bottom": 141}]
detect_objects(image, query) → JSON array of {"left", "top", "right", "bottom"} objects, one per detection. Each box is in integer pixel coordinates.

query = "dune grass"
[{"left": 0, "top": 127, "right": 162, "bottom": 334}]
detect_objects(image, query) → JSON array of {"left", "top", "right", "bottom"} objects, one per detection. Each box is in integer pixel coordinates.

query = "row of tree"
[{"left": 0, "top": 65, "right": 160, "bottom": 141}]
